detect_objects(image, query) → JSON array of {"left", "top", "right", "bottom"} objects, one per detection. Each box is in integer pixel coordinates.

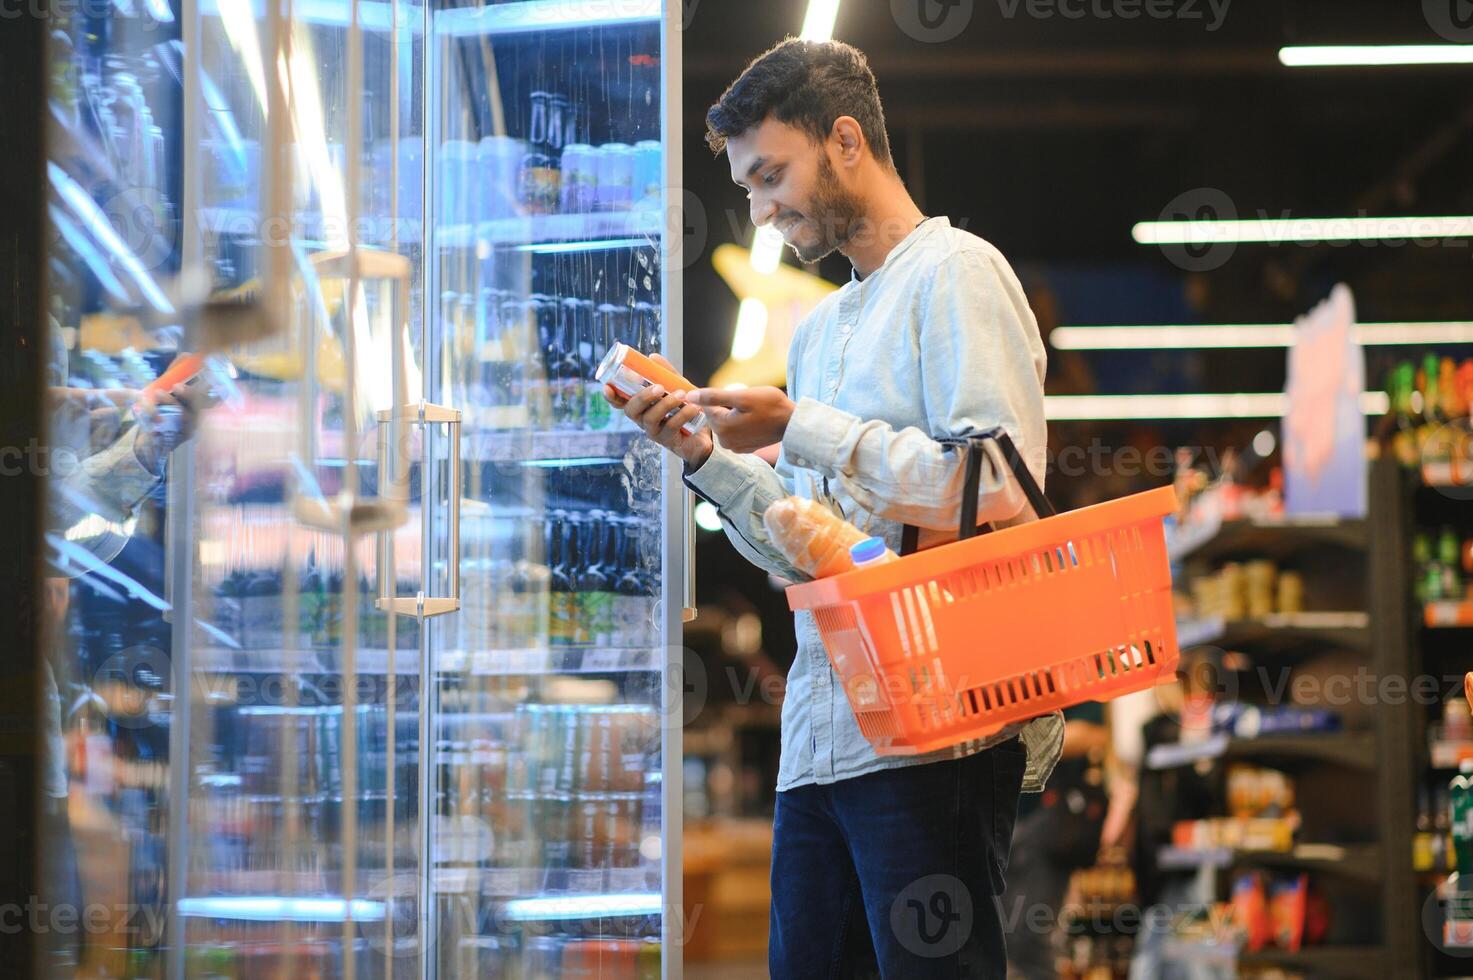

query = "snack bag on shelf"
[{"left": 763, "top": 496, "right": 882, "bottom": 580}]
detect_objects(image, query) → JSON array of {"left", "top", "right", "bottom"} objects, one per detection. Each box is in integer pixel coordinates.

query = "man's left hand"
[{"left": 685, "top": 386, "right": 796, "bottom": 454}]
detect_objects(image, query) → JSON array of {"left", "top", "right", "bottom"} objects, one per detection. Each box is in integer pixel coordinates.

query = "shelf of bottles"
[{"left": 425, "top": 10, "right": 668, "bottom": 977}]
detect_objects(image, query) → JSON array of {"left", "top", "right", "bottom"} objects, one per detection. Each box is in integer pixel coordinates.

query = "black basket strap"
[{"left": 899, "top": 428, "right": 1055, "bottom": 555}]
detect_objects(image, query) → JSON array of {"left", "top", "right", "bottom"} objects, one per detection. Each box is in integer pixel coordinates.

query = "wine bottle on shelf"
[
  {"left": 548, "top": 511, "right": 577, "bottom": 646},
  {"left": 577, "top": 510, "right": 613, "bottom": 647}
]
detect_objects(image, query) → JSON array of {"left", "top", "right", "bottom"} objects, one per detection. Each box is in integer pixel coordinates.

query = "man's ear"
[{"left": 830, "top": 115, "right": 865, "bottom": 167}]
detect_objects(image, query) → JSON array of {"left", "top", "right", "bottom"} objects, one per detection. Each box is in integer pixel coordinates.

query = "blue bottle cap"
[{"left": 849, "top": 536, "right": 888, "bottom": 566}]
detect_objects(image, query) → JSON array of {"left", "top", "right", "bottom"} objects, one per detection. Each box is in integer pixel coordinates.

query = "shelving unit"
[{"left": 1158, "top": 457, "right": 1423, "bottom": 976}]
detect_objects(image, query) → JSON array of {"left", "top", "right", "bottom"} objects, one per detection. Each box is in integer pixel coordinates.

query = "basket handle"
[{"left": 901, "top": 427, "right": 1055, "bottom": 554}]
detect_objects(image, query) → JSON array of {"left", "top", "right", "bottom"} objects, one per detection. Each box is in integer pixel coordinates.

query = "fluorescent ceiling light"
[
  {"left": 750, "top": 226, "right": 784, "bottom": 274},
  {"left": 694, "top": 501, "right": 723, "bottom": 532},
  {"left": 1050, "top": 321, "right": 1473, "bottom": 350},
  {"left": 1280, "top": 45, "right": 1473, "bottom": 67},
  {"left": 1044, "top": 392, "right": 1390, "bottom": 421},
  {"left": 731, "top": 298, "right": 769, "bottom": 361},
  {"left": 1133, "top": 215, "right": 1473, "bottom": 245},
  {"left": 801, "top": 0, "right": 841, "bottom": 41}
]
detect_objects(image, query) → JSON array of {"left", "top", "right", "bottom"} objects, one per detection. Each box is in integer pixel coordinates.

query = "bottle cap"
[
  {"left": 850, "top": 537, "right": 888, "bottom": 566},
  {"left": 1461, "top": 759, "right": 1473, "bottom": 774}
]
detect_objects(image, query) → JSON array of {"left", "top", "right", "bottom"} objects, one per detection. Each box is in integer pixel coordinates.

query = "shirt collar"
[{"left": 849, "top": 215, "right": 949, "bottom": 284}]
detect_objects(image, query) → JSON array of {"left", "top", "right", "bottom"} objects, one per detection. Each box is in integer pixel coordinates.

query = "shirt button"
[{"left": 840, "top": 324, "right": 852, "bottom": 336}]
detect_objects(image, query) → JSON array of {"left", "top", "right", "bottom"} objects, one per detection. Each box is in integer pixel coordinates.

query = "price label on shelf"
[{"left": 582, "top": 648, "right": 625, "bottom": 671}]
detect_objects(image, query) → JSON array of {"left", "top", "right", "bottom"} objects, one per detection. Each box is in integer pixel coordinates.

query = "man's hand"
[
  {"left": 134, "top": 382, "right": 213, "bottom": 475},
  {"left": 603, "top": 353, "right": 713, "bottom": 468},
  {"left": 684, "top": 386, "right": 795, "bottom": 455}
]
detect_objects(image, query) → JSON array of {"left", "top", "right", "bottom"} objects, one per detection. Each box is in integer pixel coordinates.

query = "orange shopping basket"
[{"left": 786, "top": 429, "right": 1180, "bottom": 756}]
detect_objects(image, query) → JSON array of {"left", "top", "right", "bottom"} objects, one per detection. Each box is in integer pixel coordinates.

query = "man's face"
[{"left": 726, "top": 117, "right": 862, "bottom": 264}]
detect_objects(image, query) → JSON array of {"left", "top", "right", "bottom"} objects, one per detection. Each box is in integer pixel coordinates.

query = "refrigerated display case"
[{"left": 36, "top": 0, "right": 683, "bottom": 976}]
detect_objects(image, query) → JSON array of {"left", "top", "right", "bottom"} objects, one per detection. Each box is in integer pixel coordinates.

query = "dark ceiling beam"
[
  {"left": 885, "top": 102, "right": 1194, "bottom": 129},
  {"left": 685, "top": 48, "right": 1277, "bottom": 81}
]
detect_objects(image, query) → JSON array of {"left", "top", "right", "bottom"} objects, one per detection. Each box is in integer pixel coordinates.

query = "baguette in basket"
[{"left": 763, "top": 496, "right": 895, "bottom": 579}]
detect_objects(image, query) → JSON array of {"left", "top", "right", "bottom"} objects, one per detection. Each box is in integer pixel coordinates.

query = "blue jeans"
[{"left": 768, "top": 738, "right": 1028, "bottom": 979}]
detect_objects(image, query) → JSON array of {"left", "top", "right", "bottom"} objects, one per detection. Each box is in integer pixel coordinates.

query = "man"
[{"left": 607, "top": 39, "right": 1062, "bottom": 978}]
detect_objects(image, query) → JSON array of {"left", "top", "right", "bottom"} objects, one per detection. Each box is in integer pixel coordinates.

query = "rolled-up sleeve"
[{"left": 781, "top": 247, "right": 1047, "bottom": 531}]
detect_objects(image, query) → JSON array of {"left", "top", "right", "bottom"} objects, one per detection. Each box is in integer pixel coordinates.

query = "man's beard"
[{"left": 786, "top": 155, "right": 863, "bottom": 264}]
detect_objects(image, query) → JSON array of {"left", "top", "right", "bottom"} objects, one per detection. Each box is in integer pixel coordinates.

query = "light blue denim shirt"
[{"left": 687, "top": 216, "right": 1064, "bottom": 794}]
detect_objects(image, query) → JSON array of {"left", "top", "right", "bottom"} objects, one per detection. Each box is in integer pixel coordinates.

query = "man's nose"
[{"left": 750, "top": 197, "right": 778, "bottom": 230}]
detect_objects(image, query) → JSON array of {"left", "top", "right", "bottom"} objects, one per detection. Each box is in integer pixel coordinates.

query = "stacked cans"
[{"left": 506, "top": 704, "right": 657, "bottom": 871}]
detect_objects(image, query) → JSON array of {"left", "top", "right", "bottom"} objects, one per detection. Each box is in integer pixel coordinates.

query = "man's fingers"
[
  {"left": 604, "top": 384, "right": 630, "bottom": 409},
  {"left": 661, "top": 404, "right": 703, "bottom": 434},
  {"left": 686, "top": 387, "right": 744, "bottom": 409}
]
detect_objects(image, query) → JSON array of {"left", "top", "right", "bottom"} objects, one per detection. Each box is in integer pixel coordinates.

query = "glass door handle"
[
  {"left": 376, "top": 402, "right": 462, "bottom": 619},
  {"left": 682, "top": 490, "right": 697, "bottom": 622}
]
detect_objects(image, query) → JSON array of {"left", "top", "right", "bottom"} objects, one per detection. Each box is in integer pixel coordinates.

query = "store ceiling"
[{"left": 679, "top": 1, "right": 1473, "bottom": 385}]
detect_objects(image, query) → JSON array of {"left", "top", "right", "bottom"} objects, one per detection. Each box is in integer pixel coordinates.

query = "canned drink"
[
  {"left": 556, "top": 705, "right": 581, "bottom": 794},
  {"left": 607, "top": 793, "right": 643, "bottom": 868},
  {"left": 559, "top": 143, "right": 597, "bottom": 213},
  {"left": 478, "top": 136, "right": 525, "bottom": 221},
  {"left": 594, "top": 342, "right": 705, "bottom": 436},
  {"left": 572, "top": 792, "right": 605, "bottom": 869},
  {"left": 539, "top": 792, "right": 574, "bottom": 868},
  {"left": 594, "top": 142, "right": 634, "bottom": 211},
  {"left": 632, "top": 140, "right": 661, "bottom": 206},
  {"left": 577, "top": 709, "right": 615, "bottom": 793}
]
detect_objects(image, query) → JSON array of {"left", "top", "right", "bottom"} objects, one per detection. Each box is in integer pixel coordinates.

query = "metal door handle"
[
  {"left": 682, "top": 490, "right": 696, "bottom": 622},
  {"left": 376, "top": 401, "right": 461, "bottom": 619}
]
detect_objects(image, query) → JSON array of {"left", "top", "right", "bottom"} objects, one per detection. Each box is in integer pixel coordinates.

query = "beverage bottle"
[
  {"left": 525, "top": 294, "right": 557, "bottom": 428},
  {"left": 576, "top": 511, "right": 613, "bottom": 646},
  {"left": 849, "top": 536, "right": 898, "bottom": 568},
  {"left": 547, "top": 511, "right": 576, "bottom": 646},
  {"left": 578, "top": 299, "right": 610, "bottom": 430},
  {"left": 1441, "top": 527, "right": 1465, "bottom": 600},
  {"left": 1451, "top": 760, "right": 1473, "bottom": 875},
  {"left": 614, "top": 518, "right": 651, "bottom": 648},
  {"left": 555, "top": 299, "right": 585, "bottom": 429}
]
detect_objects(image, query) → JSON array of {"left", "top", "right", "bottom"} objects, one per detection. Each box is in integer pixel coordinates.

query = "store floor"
[{"left": 686, "top": 957, "right": 769, "bottom": 979}]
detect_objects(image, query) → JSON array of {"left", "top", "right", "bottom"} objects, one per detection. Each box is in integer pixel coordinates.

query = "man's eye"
[{"left": 763, "top": 170, "right": 780, "bottom": 185}]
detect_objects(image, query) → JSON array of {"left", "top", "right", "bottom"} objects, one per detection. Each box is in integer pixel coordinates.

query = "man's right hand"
[{"left": 603, "top": 353, "right": 712, "bottom": 468}]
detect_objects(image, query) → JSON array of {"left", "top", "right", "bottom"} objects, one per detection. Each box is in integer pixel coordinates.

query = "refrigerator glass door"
[
  {"left": 422, "top": 3, "right": 673, "bottom": 976},
  {"left": 177, "top": 1, "right": 429, "bottom": 977}
]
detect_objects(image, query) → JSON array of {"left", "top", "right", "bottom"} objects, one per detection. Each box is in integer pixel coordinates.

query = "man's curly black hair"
[{"left": 705, "top": 38, "right": 893, "bottom": 170}]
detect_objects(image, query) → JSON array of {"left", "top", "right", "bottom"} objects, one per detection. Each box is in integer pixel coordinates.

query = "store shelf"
[
  {"left": 1156, "top": 843, "right": 1382, "bottom": 882},
  {"left": 1168, "top": 514, "right": 1367, "bottom": 563},
  {"left": 1420, "top": 461, "right": 1473, "bottom": 489},
  {"left": 435, "top": 865, "right": 656, "bottom": 899},
  {"left": 1160, "top": 938, "right": 1386, "bottom": 978},
  {"left": 198, "top": 645, "right": 662, "bottom": 675},
  {"left": 1146, "top": 732, "right": 1375, "bottom": 771},
  {"left": 1174, "top": 611, "right": 1370, "bottom": 653},
  {"left": 464, "top": 427, "right": 641, "bottom": 464},
  {"left": 1426, "top": 601, "right": 1473, "bottom": 628},
  {"left": 435, "top": 208, "right": 664, "bottom": 249}
]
